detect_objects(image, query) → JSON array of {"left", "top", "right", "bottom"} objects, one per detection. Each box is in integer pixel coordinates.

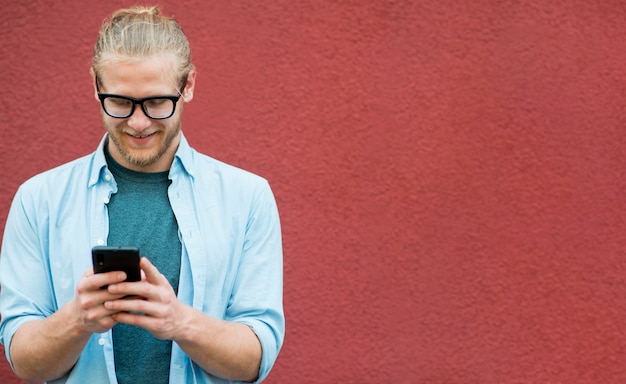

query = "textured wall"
[{"left": 1, "top": 1, "right": 626, "bottom": 383}]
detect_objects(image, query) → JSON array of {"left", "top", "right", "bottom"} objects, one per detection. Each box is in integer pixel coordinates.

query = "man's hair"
[{"left": 92, "top": 6, "right": 194, "bottom": 87}]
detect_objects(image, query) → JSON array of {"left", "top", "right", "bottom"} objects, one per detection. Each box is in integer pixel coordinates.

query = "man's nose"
[{"left": 127, "top": 104, "right": 152, "bottom": 130}]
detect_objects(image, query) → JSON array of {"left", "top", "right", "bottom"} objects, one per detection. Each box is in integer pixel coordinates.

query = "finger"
[
  {"left": 110, "top": 311, "right": 153, "bottom": 330},
  {"left": 107, "top": 279, "right": 165, "bottom": 303},
  {"left": 77, "top": 271, "right": 127, "bottom": 294},
  {"left": 91, "top": 271, "right": 128, "bottom": 291},
  {"left": 108, "top": 299, "right": 172, "bottom": 332},
  {"left": 140, "top": 257, "right": 168, "bottom": 285},
  {"left": 83, "top": 266, "right": 95, "bottom": 278},
  {"left": 77, "top": 285, "right": 128, "bottom": 313},
  {"left": 86, "top": 302, "right": 125, "bottom": 320},
  {"left": 104, "top": 297, "right": 162, "bottom": 319}
]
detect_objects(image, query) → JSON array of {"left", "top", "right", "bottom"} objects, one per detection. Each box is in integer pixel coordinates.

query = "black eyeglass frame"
[{"left": 95, "top": 76, "right": 187, "bottom": 120}]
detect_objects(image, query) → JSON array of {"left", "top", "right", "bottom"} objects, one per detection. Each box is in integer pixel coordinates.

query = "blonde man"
[{"left": 0, "top": 6, "right": 284, "bottom": 384}]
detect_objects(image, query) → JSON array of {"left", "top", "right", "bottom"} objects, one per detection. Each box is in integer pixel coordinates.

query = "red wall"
[{"left": 2, "top": 1, "right": 626, "bottom": 383}]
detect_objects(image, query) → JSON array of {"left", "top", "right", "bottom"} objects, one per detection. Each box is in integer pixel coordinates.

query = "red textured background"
[{"left": 1, "top": 1, "right": 626, "bottom": 383}]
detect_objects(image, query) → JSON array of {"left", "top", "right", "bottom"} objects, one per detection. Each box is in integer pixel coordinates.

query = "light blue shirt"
[{"left": 0, "top": 133, "right": 284, "bottom": 383}]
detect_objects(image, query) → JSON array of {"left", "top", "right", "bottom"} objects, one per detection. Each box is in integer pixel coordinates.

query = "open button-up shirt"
[{"left": 0, "top": 133, "right": 284, "bottom": 383}]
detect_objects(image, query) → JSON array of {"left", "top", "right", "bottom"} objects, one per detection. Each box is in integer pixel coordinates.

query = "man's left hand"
[{"left": 105, "top": 257, "right": 188, "bottom": 340}]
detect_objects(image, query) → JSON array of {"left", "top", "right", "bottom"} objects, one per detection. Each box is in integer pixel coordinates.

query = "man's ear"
[
  {"left": 89, "top": 68, "right": 99, "bottom": 101},
  {"left": 182, "top": 69, "right": 196, "bottom": 102}
]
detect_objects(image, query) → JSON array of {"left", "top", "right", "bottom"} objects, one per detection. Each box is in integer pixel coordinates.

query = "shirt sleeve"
[
  {"left": 0, "top": 184, "right": 56, "bottom": 369},
  {"left": 224, "top": 180, "right": 285, "bottom": 383}
]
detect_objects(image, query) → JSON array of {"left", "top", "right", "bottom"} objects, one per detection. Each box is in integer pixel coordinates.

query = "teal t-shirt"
[{"left": 105, "top": 145, "right": 182, "bottom": 384}]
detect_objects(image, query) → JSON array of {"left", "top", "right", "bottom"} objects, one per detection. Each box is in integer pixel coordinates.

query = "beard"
[{"left": 103, "top": 111, "right": 182, "bottom": 170}]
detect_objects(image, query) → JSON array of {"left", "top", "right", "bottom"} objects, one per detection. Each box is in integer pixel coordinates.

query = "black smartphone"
[{"left": 92, "top": 246, "right": 141, "bottom": 283}]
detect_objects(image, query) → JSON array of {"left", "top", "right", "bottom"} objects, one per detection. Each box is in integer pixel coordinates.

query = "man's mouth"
[{"left": 128, "top": 132, "right": 155, "bottom": 139}]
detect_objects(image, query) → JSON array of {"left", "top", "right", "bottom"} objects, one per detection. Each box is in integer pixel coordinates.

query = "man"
[{"left": 0, "top": 6, "right": 284, "bottom": 384}]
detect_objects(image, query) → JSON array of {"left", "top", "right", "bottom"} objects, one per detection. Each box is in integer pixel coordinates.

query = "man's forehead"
[
  {"left": 100, "top": 52, "right": 177, "bottom": 70},
  {"left": 99, "top": 55, "right": 177, "bottom": 80}
]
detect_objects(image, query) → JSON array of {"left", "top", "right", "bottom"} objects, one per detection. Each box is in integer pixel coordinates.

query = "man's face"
[{"left": 93, "top": 55, "right": 195, "bottom": 173}]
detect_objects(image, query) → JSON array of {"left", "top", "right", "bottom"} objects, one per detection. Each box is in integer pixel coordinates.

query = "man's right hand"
[{"left": 73, "top": 268, "right": 130, "bottom": 334}]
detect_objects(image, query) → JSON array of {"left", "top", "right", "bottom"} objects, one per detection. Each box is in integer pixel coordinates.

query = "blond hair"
[{"left": 92, "top": 6, "right": 193, "bottom": 86}]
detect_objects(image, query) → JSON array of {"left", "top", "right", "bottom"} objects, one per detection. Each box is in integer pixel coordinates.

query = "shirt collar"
[{"left": 171, "top": 132, "right": 196, "bottom": 180}]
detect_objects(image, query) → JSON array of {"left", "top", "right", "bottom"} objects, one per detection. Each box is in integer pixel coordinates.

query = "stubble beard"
[{"left": 105, "top": 116, "right": 182, "bottom": 169}]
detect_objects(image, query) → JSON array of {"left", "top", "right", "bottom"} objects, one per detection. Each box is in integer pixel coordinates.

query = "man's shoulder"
[
  {"left": 19, "top": 152, "right": 96, "bottom": 192},
  {"left": 186, "top": 148, "right": 269, "bottom": 187}
]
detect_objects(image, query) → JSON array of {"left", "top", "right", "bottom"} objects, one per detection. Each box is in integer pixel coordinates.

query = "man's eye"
[
  {"left": 145, "top": 98, "right": 168, "bottom": 107},
  {"left": 109, "top": 98, "right": 132, "bottom": 106}
]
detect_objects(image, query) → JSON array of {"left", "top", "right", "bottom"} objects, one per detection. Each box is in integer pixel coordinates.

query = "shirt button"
[
  {"left": 105, "top": 174, "right": 112, "bottom": 181},
  {"left": 97, "top": 239, "right": 105, "bottom": 245},
  {"left": 99, "top": 338, "right": 105, "bottom": 346},
  {"left": 103, "top": 197, "right": 109, "bottom": 204}
]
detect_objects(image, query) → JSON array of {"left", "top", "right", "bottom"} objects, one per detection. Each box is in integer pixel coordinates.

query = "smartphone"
[{"left": 92, "top": 246, "right": 141, "bottom": 283}]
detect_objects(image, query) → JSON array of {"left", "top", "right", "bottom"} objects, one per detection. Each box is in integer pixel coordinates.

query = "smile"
[{"left": 128, "top": 132, "right": 156, "bottom": 139}]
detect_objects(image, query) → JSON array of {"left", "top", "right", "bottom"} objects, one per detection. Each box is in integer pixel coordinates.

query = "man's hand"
[
  {"left": 74, "top": 268, "right": 130, "bottom": 334},
  {"left": 104, "top": 257, "right": 186, "bottom": 340}
]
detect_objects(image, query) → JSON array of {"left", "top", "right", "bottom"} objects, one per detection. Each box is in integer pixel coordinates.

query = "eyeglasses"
[{"left": 95, "top": 77, "right": 187, "bottom": 120}]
